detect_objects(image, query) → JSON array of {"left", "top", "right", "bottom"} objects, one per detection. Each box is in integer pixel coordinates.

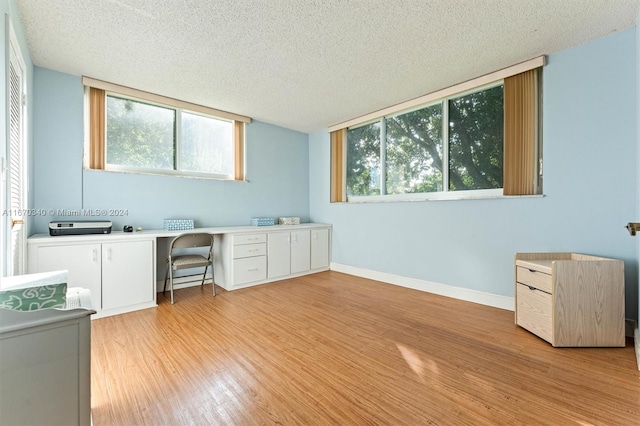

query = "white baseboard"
[
  {"left": 155, "top": 273, "right": 213, "bottom": 293},
  {"left": 634, "top": 324, "right": 640, "bottom": 371},
  {"left": 330, "top": 262, "right": 514, "bottom": 311}
]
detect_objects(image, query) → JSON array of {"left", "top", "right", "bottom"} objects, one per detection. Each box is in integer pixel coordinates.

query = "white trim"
[
  {"left": 329, "top": 56, "right": 545, "bottom": 132},
  {"left": 348, "top": 188, "right": 510, "bottom": 203},
  {"left": 82, "top": 76, "right": 251, "bottom": 123},
  {"left": 330, "top": 262, "right": 514, "bottom": 311},
  {"left": 91, "top": 301, "right": 157, "bottom": 320},
  {"left": 635, "top": 326, "right": 640, "bottom": 371},
  {"left": 441, "top": 95, "right": 450, "bottom": 192},
  {"left": 103, "top": 164, "right": 234, "bottom": 181}
]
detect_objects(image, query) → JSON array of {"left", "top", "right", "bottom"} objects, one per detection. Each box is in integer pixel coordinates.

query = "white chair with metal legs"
[{"left": 163, "top": 233, "right": 215, "bottom": 304}]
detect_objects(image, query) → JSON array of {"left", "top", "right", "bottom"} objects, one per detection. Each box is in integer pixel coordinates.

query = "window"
[
  {"left": 331, "top": 57, "right": 544, "bottom": 202},
  {"left": 106, "top": 96, "right": 175, "bottom": 171},
  {"left": 84, "top": 77, "right": 250, "bottom": 180},
  {"left": 105, "top": 95, "right": 234, "bottom": 178},
  {"left": 347, "top": 83, "right": 503, "bottom": 198}
]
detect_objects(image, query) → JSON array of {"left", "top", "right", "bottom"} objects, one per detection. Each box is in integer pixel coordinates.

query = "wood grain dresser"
[{"left": 514, "top": 252, "right": 625, "bottom": 347}]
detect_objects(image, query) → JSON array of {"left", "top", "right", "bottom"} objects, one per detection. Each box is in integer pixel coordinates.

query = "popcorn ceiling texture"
[{"left": 16, "top": 0, "right": 638, "bottom": 133}]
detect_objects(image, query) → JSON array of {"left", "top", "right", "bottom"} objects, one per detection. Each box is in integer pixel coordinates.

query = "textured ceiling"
[{"left": 15, "top": 0, "right": 639, "bottom": 133}]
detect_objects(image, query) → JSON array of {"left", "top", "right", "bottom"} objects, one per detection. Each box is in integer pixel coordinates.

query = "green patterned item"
[
  {"left": 0, "top": 270, "right": 68, "bottom": 311},
  {"left": 0, "top": 283, "right": 67, "bottom": 311}
]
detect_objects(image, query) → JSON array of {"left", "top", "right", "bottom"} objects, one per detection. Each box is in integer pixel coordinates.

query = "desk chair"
[{"left": 163, "top": 233, "right": 215, "bottom": 304}]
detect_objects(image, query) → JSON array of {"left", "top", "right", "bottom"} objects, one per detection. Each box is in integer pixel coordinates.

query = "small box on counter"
[
  {"left": 163, "top": 219, "right": 195, "bottom": 231},
  {"left": 250, "top": 217, "right": 276, "bottom": 226},
  {"left": 278, "top": 217, "right": 300, "bottom": 225}
]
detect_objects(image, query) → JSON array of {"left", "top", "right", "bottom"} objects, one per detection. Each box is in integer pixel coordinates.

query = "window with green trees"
[{"left": 347, "top": 82, "right": 504, "bottom": 198}]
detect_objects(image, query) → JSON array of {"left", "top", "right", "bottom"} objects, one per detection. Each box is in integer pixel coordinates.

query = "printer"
[{"left": 49, "top": 221, "right": 112, "bottom": 236}]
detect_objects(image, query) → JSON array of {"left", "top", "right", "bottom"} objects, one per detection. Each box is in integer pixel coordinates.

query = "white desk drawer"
[
  {"left": 233, "top": 256, "right": 267, "bottom": 285},
  {"left": 234, "top": 243, "right": 266, "bottom": 259},
  {"left": 234, "top": 233, "right": 267, "bottom": 245}
]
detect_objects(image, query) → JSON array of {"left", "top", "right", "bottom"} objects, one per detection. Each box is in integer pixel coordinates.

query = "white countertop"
[{"left": 28, "top": 223, "right": 332, "bottom": 243}]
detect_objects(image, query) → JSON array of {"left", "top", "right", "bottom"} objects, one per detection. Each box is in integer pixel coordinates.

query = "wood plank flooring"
[{"left": 91, "top": 271, "right": 640, "bottom": 425}]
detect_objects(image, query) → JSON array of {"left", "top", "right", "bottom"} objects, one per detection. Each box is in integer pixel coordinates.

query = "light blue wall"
[
  {"left": 2, "top": 0, "right": 34, "bottom": 276},
  {"left": 32, "top": 68, "right": 310, "bottom": 233},
  {"left": 310, "top": 29, "right": 639, "bottom": 319}
]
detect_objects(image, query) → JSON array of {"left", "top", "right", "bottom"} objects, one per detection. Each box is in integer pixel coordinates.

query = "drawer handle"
[
  {"left": 247, "top": 267, "right": 259, "bottom": 272},
  {"left": 248, "top": 249, "right": 258, "bottom": 252},
  {"left": 528, "top": 269, "right": 536, "bottom": 273},
  {"left": 527, "top": 285, "right": 536, "bottom": 291}
]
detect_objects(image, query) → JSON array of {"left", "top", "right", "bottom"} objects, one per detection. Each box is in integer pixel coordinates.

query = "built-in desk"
[{"left": 27, "top": 223, "right": 331, "bottom": 318}]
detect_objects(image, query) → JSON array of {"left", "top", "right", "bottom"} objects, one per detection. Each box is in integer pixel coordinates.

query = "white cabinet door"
[
  {"left": 267, "top": 232, "right": 291, "bottom": 279},
  {"left": 290, "top": 230, "right": 310, "bottom": 274},
  {"left": 37, "top": 244, "right": 102, "bottom": 310},
  {"left": 311, "top": 228, "right": 330, "bottom": 270},
  {"left": 101, "top": 240, "right": 154, "bottom": 310}
]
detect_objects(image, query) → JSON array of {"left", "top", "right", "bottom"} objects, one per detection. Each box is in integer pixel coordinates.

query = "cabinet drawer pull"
[
  {"left": 92, "top": 248, "right": 97, "bottom": 262},
  {"left": 528, "top": 285, "right": 536, "bottom": 291},
  {"left": 248, "top": 249, "right": 258, "bottom": 253},
  {"left": 528, "top": 268, "right": 536, "bottom": 273},
  {"left": 247, "top": 267, "right": 259, "bottom": 272}
]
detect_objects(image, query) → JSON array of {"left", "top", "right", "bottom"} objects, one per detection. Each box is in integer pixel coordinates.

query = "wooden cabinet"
[
  {"left": 28, "top": 238, "right": 156, "bottom": 318},
  {"left": 268, "top": 230, "right": 310, "bottom": 279},
  {"left": 515, "top": 252, "right": 625, "bottom": 347}
]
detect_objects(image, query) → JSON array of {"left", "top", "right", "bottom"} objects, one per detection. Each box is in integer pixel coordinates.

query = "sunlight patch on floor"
[{"left": 396, "top": 343, "right": 439, "bottom": 381}]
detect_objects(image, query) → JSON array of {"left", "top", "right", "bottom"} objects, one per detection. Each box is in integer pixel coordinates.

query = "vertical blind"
[
  {"left": 330, "top": 129, "right": 345, "bottom": 203},
  {"left": 234, "top": 121, "right": 245, "bottom": 181},
  {"left": 503, "top": 69, "right": 538, "bottom": 195},
  {"left": 89, "top": 87, "right": 106, "bottom": 170}
]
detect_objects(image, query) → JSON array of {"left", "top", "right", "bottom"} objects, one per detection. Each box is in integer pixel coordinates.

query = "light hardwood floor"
[{"left": 91, "top": 271, "right": 640, "bottom": 425}]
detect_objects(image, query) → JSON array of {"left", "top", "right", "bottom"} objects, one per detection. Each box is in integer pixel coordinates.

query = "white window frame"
[
  {"left": 346, "top": 81, "right": 504, "bottom": 202},
  {"left": 103, "top": 92, "right": 235, "bottom": 180}
]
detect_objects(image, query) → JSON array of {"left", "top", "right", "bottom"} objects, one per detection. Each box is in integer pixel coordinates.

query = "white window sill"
[
  {"left": 83, "top": 166, "right": 246, "bottom": 182},
  {"left": 347, "top": 189, "right": 543, "bottom": 203}
]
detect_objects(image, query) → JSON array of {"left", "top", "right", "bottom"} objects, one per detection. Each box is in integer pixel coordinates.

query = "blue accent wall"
[
  {"left": 32, "top": 68, "right": 310, "bottom": 233},
  {"left": 309, "top": 29, "right": 639, "bottom": 318}
]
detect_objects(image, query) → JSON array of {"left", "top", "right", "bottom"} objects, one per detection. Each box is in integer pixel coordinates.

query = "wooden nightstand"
[{"left": 515, "top": 252, "right": 625, "bottom": 347}]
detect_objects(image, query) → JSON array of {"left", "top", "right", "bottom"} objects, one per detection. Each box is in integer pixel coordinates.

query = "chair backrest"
[{"left": 170, "top": 233, "right": 214, "bottom": 251}]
